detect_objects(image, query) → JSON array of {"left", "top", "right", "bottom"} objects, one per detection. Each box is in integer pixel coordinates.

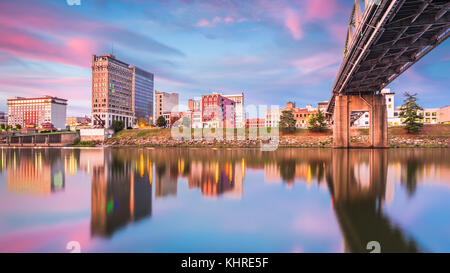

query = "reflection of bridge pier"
[
  {"left": 328, "top": 149, "right": 420, "bottom": 253},
  {"left": 333, "top": 94, "right": 388, "bottom": 148}
]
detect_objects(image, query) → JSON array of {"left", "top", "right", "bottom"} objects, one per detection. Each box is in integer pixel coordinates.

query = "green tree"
[
  {"left": 15, "top": 124, "right": 22, "bottom": 130},
  {"left": 0, "top": 124, "right": 5, "bottom": 131},
  {"left": 156, "top": 116, "right": 167, "bottom": 128},
  {"left": 400, "top": 92, "right": 423, "bottom": 133},
  {"left": 308, "top": 109, "right": 327, "bottom": 132},
  {"left": 279, "top": 110, "right": 296, "bottom": 134},
  {"left": 111, "top": 120, "right": 125, "bottom": 133}
]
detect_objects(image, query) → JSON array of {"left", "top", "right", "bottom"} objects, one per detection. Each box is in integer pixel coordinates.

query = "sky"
[{"left": 0, "top": 0, "right": 449, "bottom": 117}]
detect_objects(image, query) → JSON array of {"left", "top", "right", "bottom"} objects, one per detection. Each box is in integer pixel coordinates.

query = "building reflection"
[
  {"left": 263, "top": 149, "right": 330, "bottom": 187},
  {"left": 327, "top": 149, "right": 420, "bottom": 253},
  {"left": 1, "top": 147, "right": 448, "bottom": 251},
  {"left": 91, "top": 149, "right": 153, "bottom": 237},
  {"left": 186, "top": 161, "right": 241, "bottom": 198},
  {"left": 2, "top": 149, "right": 65, "bottom": 194},
  {"left": 150, "top": 149, "right": 245, "bottom": 198}
]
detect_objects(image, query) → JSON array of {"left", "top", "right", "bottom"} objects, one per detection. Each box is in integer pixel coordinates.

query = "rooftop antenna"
[{"left": 111, "top": 43, "right": 114, "bottom": 56}]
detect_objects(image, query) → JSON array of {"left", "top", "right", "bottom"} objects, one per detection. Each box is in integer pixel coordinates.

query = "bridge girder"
[{"left": 327, "top": 0, "right": 450, "bottom": 115}]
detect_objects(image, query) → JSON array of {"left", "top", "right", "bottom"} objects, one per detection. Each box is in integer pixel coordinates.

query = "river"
[{"left": 0, "top": 147, "right": 449, "bottom": 253}]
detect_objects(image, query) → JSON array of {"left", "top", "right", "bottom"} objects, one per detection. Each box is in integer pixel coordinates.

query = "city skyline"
[{"left": 0, "top": 0, "right": 449, "bottom": 117}]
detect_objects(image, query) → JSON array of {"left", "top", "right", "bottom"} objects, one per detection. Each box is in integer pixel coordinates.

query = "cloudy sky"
[{"left": 0, "top": 0, "right": 448, "bottom": 116}]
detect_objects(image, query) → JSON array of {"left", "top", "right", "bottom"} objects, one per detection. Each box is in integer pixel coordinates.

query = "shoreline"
[
  {"left": 104, "top": 136, "right": 449, "bottom": 148},
  {"left": 104, "top": 124, "right": 450, "bottom": 148}
]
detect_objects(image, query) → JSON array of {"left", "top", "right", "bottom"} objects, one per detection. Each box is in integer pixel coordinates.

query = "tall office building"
[
  {"left": 92, "top": 54, "right": 154, "bottom": 128},
  {"left": 92, "top": 54, "right": 133, "bottom": 128},
  {"left": 7, "top": 96, "right": 67, "bottom": 129},
  {"left": 224, "top": 93, "right": 245, "bottom": 128},
  {"left": 155, "top": 91, "right": 179, "bottom": 121},
  {"left": 130, "top": 66, "right": 154, "bottom": 123}
]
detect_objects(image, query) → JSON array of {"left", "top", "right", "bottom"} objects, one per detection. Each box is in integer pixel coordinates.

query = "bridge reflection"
[{"left": 327, "top": 149, "right": 420, "bottom": 253}]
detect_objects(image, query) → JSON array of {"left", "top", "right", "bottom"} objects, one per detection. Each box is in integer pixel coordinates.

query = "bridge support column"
[
  {"left": 371, "top": 95, "right": 388, "bottom": 148},
  {"left": 333, "top": 94, "right": 388, "bottom": 148},
  {"left": 333, "top": 95, "right": 350, "bottom": 148}
]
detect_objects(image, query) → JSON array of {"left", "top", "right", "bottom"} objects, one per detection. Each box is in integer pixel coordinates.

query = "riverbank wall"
[{"left": 105, "top": 125, "right": 450, "bottom": 148}]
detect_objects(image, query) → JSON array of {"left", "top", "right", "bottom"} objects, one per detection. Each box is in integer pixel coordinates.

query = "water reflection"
[
  {"left": 90, "top": 150, "right": 152, "bottom": 237},
  {"left": 1, "top": 149, "right": 65, "bottom": 194},
  {"left": 329, "top": 150, "right": 419, "bottom": 253},
  {"left": 0, "top": 147, "right": 449, "bottom": 252}
]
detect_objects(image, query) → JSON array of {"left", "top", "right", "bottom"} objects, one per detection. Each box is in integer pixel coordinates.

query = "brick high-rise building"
[
  {"left": 92, "top": 54, "right": 154, "bottom": 128},
  {"left": 92, "top": 54, "right": 133, "bottom": 128}
]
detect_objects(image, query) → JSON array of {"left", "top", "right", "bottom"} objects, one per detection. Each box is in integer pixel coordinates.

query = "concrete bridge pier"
[{"left": 333, "top": 94, "right": 388, "bottom": 148}]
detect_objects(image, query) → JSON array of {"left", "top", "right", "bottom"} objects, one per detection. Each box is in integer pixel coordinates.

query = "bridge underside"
[{"left": 328, "top": 0, "right": 450, "bottom": 115}]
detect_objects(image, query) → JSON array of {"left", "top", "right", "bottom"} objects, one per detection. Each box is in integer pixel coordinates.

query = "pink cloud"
[
  {"left": 224, "top": 16, "right": 235, "bottom": 23},
  {"left": 292, "top": 52, "right": 341, "bottom": 74},
  {"left": 196, "top": 16, "right": 244, "bottom": 27},
  {"left": 305, "top": 0, "right": 339, "bottom": 20},
  {"left": 197, "top": 19, "right": 212, "bottom": 27},
  {"left": 0, "top": 1, "right": 181, "bottom": 69},
  {"left": 0, "top": 27, "right": 95, "bottom": 67},
  {"left": 285, "top": 9, "right": 303, "bottom": 40}
]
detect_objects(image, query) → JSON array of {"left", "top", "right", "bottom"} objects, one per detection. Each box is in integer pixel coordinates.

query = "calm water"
[{"left": 0, "top": 147, "right": 449, "bottom": 253}]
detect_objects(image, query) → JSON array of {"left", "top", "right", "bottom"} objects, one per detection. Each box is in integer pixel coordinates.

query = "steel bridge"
[{"left": 327, "top": 0, "right": 450, "bottom": 148}]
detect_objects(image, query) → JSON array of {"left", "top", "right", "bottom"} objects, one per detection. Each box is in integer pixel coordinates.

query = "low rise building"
[
  {"left": 223, "top": 93, "right": 245, "bottom": 128},
  {"left": 202, "top": 93, "right": 235, "bottom": 128},
  {"left": 391, "top": 107, "right": 440, "bottom": 126},
  {"left": 266, "top": 109, "right": 281, "bottom": 127},
  {"left": 439, "top": 106, "right": 450, "bottom": 124},
  {"left": 7, "top": 96, "right": 67, "bottom": 130},
  {"left": 317, "top": 101, "right": 328, "bottom": 112},
  {"left": 266, "top": 102, "right": 318, "bottom": 128},
  {"left": 292, "top": 108, "right": 317, "bottom": 128},
  {"left": 189, "top": 98, "right": 203, "bottom": 128}
]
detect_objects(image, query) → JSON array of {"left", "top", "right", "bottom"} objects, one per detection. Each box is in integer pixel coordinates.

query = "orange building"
[{"left": 292, "top": 108, "right": 318, "bottom": 128}]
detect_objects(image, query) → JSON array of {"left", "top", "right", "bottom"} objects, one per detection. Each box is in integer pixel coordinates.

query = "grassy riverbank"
[{"left": 105, "top": 124, "right": 450, "bottom": 148}]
